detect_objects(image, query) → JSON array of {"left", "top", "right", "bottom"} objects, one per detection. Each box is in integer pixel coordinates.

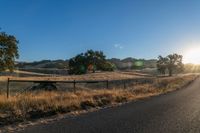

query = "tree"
[
  {"left": 68, "top": 50, "right": 115, "bottom": 75},
  {"left": 167, "top": 54, "right": 184, "bottom": 76},
  {"left": 69, "top": 53, "right": 87, "bottom": 74},
  {"left": 85, "top": 50, "right": 106, "bottom": 73},
  {"left": 157, "top": 56, "right": 168, "bottom": 75},
  {"left": 157, "top": 54, "right": 184, "bottom": 76},
  {"left": 0, "top": 32, "right": 19, "bottom": 72},
  {"left": 98, "top": 61, "right": 116, "bottom": 71}
]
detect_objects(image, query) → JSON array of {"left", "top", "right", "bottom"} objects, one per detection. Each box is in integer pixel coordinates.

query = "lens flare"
[{"left": 183, "top": 47, "right": 200, "bottom": 64}]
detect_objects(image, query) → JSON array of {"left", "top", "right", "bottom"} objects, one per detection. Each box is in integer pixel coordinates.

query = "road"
[{"left": 18, "top": 77, "right": 200, "bottom": 133}]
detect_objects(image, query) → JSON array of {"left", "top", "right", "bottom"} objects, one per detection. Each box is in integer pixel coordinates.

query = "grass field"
[
  {"left": 0, "top": 71, "right": 152, "bottom": 93},
  {"left": 0, "top": 71, "right": 151, "bottom": 81},
  {"left": 0, "top": 73, "right": 197, "bottom": 127}
]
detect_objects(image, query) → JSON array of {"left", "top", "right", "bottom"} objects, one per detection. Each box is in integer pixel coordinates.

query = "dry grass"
[
  {"left": 0, "top": 71, "right": 150, "bottom": 82},
  {"left": 0, "top": 71, "right": 153, "bottom": 92},
  {"left": 0, "top": 75, "right": 197, "bottom": 126}
]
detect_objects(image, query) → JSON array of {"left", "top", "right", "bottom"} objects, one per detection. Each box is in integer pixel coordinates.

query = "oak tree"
[{"left": 0, "top": 31, "right": 19, "bottom": 72}]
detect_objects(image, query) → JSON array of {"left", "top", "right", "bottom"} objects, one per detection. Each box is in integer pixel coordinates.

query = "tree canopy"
[
  {"left": 157, "top": 53, "right": 184, "bottom": 76},
  {"left": 0, "top": 31, "right": 19, "bottom": 72},
  {"left": 69, "top": 50, "right": 115, "bottom": 74}
]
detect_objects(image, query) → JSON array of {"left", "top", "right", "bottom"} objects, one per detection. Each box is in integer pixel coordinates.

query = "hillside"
[
  {"left": 108, "top": 58, "right": 157, "bottom": 70},
  {"left": 16, "top": 58, "right": 157, "bottom": 70},
  {"left": 16, "top": 60, "right": 69, "bottom": 69}
]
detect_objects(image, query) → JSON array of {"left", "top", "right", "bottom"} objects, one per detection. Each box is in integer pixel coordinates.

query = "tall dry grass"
[{"left": 0, "top": 75, "right": 197, "bottom": 126}]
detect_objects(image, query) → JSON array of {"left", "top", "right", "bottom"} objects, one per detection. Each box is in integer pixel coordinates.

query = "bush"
[{"left": 98, "top": 61, "right": 116, "bottom": 71}]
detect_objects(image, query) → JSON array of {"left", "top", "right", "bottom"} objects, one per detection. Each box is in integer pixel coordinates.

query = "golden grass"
[
  {"left": 0, "top": 75, "right": 197, "bottom": 126},
  {"left": 0, "top": 71, "right": 152, "bottom": 92},
  {"left": 0, "top": 71, "right": 149, "bottom": 82}
]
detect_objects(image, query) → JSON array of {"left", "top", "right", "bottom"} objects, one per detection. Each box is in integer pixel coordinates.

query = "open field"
[
  {"left": 0, "top": 71, "right": 152, "bottom": 93},
  {"left": 0, "top": 71, "right": 151, "bottom": 81},
  {"left": 0, "top": 74, "right": 197, "bottom": 127}
]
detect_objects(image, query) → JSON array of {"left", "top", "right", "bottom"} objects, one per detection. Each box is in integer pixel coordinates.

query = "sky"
[{"left": 1, "top": 0, "right": 200, "bottom": 61}]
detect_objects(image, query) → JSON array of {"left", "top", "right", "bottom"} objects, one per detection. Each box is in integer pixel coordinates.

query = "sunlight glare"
[{"left": 183, "top": 47, "right": 200, "bottom": 64}]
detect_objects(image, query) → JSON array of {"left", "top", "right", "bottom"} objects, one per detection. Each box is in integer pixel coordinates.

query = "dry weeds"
[
  {"left": 0, "top": 75, "right": 197, "bottom": 127},
  {"left": 0, "top": 71, "right": 150, "bottom": 82}
]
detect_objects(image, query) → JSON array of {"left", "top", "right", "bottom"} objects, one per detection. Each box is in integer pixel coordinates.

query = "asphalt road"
[{"left": 18, "top": 77, "right": 200, "bottom": 133}]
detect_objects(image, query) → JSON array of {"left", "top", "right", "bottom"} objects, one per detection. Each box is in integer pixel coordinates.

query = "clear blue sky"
[{"left": 1, "top": 0, "right": 200, "bottom": 61}]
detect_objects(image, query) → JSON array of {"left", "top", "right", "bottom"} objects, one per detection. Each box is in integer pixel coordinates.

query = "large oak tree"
[
  {"left": 69, "top": 50, "right": 115, "bottom": 74},
  {"left": 157, "top": 53, "right": 184, "bottom": 76},
  {"left": 0, "top": 32, "right": 19, "bottom": 72}
]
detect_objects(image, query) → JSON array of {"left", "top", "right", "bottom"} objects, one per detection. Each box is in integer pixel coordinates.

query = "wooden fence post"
[
  {"left": 123, "top": 80, "right": 126, "bottom": 89},
  {"left": 73, "top": 80, "right": 76, "bottom": 93},
  {"left": 7, "top": 78, "right": 10, "bottom": 99},
  {"left": 106, "top": 80, "right": 109, "bottom": 89}
]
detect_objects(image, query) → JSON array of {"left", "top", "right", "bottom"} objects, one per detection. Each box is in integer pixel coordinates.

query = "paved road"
[{"left": 18, "top": 78, "right": 200, "bottom": 133}]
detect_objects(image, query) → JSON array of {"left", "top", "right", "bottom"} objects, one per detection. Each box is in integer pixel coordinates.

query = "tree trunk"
[
  {"left": 169, "top": 69, "right": 172, "bottom": 76},
  {"left": 92, "top": 63, "right": 96, "bottom": 73}
]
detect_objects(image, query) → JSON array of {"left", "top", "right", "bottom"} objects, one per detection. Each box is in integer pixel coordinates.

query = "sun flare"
[{"left": 183, "top": 47, "right": 200, "bottom": 64}]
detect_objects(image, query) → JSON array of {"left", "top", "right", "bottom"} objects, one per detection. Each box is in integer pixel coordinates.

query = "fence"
[{"left": 6, "top": 77, "right": 155, "bottom": 98}]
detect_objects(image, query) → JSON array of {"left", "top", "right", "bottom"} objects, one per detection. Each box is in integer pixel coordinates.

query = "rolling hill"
[{"left": 16, "top": 58, "right": 157, "bottom": 71}]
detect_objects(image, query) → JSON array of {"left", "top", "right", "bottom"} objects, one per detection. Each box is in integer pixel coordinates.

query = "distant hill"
[
  {"left": 15, "top": 59, "right": 200, "bottom": 76},
  {"left": 16, "top": 60, "right": 69, "bottom": 69},
  {"left": 108, "top": 58, "right": 157, "bottom": 70},
  {"left": 16, "top": 58, "right": 157, "bottom": 71}
]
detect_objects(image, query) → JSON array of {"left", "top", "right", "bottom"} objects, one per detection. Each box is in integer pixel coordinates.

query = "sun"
[{"left": 183, "top": 47, "right": 200, "bottom": 64}]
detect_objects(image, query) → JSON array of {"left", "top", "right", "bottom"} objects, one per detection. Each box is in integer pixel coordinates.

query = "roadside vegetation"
[{"left": 0, "top": 75, "right": 197, "bottom": 126}]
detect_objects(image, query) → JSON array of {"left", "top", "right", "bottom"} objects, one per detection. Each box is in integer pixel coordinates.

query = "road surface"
[{"left": 18, "top": 78, "right": 200, "bottom": 133}]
